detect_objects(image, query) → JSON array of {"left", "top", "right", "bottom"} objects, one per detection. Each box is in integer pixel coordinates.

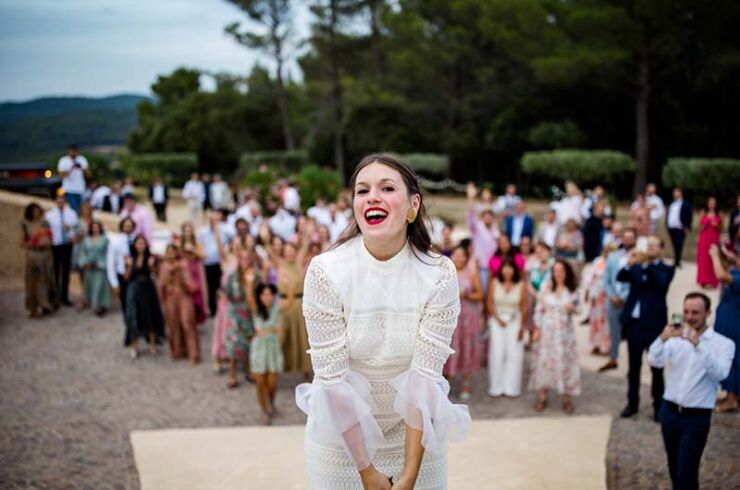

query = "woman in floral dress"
[
  {"left": 443, "top": 244, "right": 483, "bottom": 399},
  {"left": 223, "top": 248, "right": 255, "bottom": 388},
  {"left": 530, "top": 259, "right": 581, "bottom": 414}
]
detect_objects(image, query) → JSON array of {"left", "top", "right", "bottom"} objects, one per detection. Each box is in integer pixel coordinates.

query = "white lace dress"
[{"left": 295, "top": 236, "right": 471, "bottom": 489}]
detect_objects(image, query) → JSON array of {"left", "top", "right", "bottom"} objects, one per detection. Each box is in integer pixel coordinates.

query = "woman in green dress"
[
  {"left": 248, "top": 282, "right": 285, "bottom": 425},
  {"left": 77, "top": 220, "right": 111, "bottom": 316}
]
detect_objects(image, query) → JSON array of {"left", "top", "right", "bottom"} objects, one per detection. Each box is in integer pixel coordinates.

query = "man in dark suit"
[
  {"left": 149, "top": 176, "right": 169, "bottom": 222},
  {"left": 617, "top": 235, "right": 675, "bottom": 421},
  {"left": 505, "top": 200, "right": 534, "bottom": 248},
  {"left": 665, "top": 187, "right": 693, "bottom": 268}
]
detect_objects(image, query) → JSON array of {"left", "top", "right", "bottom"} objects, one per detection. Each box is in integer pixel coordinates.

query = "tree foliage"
[{"left": 125, "top": 0, "right": 740, "bottom": 196}]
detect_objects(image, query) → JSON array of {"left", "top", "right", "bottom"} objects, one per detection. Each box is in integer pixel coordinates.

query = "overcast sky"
[{"left": 0, "top": 0, "right": 309, "bottom": 102}]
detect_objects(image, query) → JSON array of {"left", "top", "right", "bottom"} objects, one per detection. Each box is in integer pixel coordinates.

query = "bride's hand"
[
  {"left": 360, "top": 465, "right": 392, "bottom": 490},
  {"left": 391, "top": 473, "right": 414, "bottom": 490}
]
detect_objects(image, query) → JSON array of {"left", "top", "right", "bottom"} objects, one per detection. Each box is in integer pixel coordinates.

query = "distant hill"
[{"left": 0, "top": 94, "right": 151, "bottom": 162}]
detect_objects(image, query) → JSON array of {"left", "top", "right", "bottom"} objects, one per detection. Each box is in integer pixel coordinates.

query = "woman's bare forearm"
[{"left": 400, "top": 424, "right": 424, "bottom": 484}]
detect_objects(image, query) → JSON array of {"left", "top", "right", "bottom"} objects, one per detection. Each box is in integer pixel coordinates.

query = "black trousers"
[
  {"left": 668, "top": 228, "right": 686, "bottom": 267},
  {"left": 204, "top": 263, "right": 222, "bottom": 318},
  {"left": 117, "top": 273, "right": 129, "bottom": 315},
  {"left": 153, "top": 203, "right": 167, "bottom": 222},
  {"left": 625, "top": 322, "right": 665, "bottom": 413},
  {"left": 660, "top": 400, "right": 711, "bottom": 490},
  {"left": 51, "top": 243, "right": 73, "bottom": 304}
]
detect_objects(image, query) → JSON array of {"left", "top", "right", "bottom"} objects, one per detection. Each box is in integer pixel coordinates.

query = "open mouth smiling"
[{"left": 364, "top": 207, "right": 389, "bottom": 225}]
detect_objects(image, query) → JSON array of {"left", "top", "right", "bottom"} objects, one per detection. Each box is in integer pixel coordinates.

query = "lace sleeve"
[
  {"left": 295, "top": 259, "right": 383, "bottom": 470},
  {"left": 390, "top": 258, "right": 470, "bottom": 453}
]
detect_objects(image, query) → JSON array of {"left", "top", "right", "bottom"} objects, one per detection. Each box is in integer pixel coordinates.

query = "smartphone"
[
  {"left": 671, "top": 313, "right": 683, "bottom": 329},
  {"left": 636, "top": 237, "right": 648, "bottom": 253}
]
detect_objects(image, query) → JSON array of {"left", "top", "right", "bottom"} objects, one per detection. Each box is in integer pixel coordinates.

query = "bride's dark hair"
[{"left": 333, "top": 153, "right": 436, "bottom": 259}]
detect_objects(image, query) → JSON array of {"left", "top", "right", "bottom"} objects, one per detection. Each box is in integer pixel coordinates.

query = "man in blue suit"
[
  {"left": 505, "top": 200, "right": 534, "bottom": 248},
  {"left": 617, "top": 235, "right": 675, "bottom": 421},
  {"left": 665, "top": 187, "right": 693, "bottom": 268},
  {"left": 599, "top": 228, "right": 637, "bottom": 372}
]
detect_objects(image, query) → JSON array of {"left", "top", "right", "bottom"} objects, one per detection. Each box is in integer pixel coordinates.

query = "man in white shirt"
[
  {"left": 90, "top": 182, "right": 110, "bottom": 210},
  {"left": 665, "top": 187, "right": 692, "bottom": 268},
  {"left": 557, "top": 180, "right": 584, "bottom": 226},
  {"left": 57, "top": 144, "right": 89, "bottom": 213},
  {"left": 494, "top": 183, "right": 520, "bottom": 217},
  {"left": 107, "top": 217, "right": 137, "bottom": 316},
  {"left": 536, "top": 209, "right": 559, "bottom": 249},
  {"left": 209, "top": 173, "right": 231, "bottom": 210},
  {"left": 648, "top": 292, "right": 734, "bottom": 490},
  {"left": 198, "top": 210, "right": 233, "bottom": 317},
  {"left": 307, "top": 196, "right": 332, "bottom": 226},
  {"left": 327, "top": 204, "right": 349, "bottom": 243},
  {"left": 45, "top": 192, "right": 79, "bottom": 306},
  {"left": 182, "top": 173, "right": 206, "bottom": 224},
  {"left": 279, "top": 180, "right": 301, "bottom": 214},
  {"left": 645, "top": 183, "right": 665, "bottom": 234},
  {"left": 148, "top": 176, "right": 169, "bottom": 222},
  {"left": 269, "top": 207, "right": 298, "bottom": 242}
]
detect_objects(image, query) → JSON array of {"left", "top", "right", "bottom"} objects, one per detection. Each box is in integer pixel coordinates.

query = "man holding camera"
[
  {"left": 57, "top": 144, "right": 89, "bottom": 213},
  {"left": 648, "top": 293, "right": 734, "bottom": 490},
  {"left": 617, "top": 235, "right": 675, "bottom": 420}
]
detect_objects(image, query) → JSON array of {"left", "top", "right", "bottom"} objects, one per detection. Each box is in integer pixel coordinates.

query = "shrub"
[
  {"left": 398, "top": 153, "right": 450, "bottom": 177},
  {"left": 242, "top": 165, "right": 287, "bottom": 209},
  {"left": 238, "top": 150, "right": 309, "bottom": 176},
  {"left": 662, "top": 158, "right": 740, "bottom": 205},
  {"left": 296, "top": 165, "right": 344, "bottom": 211},
  {"left": 119, "top": 152, "right": 198, "bottom": 186},
  {"left": 521, "top": 149, "right": 633, "bottom": 185}
]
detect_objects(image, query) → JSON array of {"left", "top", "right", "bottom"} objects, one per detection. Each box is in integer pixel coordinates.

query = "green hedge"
[
  {"left": 119, "top": 152, "right": 198, "bottom": 186},
  {"left": 662, "top": 158, "right": 740, "bottom": 204},
  {"left": 296, "top": 165, "right": 343, "bottom": 211},
  {"left": 521, "top": 149, "right": 634, "bottom": 184},
  {"left": 238, "top": 150, "right": 309, "bottom": 176},
  {"left": 398, "top": 153, "right": 450, "bottom": 177}
]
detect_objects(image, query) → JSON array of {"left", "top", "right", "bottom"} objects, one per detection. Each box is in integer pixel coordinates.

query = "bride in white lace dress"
[{"left": 296, "top": 154, "right": 471, "bottom": 489}]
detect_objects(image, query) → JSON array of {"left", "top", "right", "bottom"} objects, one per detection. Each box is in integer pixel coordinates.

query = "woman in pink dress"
[
  {"left": 179, "top": 222, "right": 208, "bottom": 324},
  {"left": 489, "top": 233, "right": 525, "bottom": 278},
  {"left": 444, "top": 244, "right": 483, "bottom": 400},
  {"left": 697, "top": 196, "right": 722, "bottom": 288}
]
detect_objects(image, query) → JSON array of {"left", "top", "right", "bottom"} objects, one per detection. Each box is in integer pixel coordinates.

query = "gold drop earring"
[{"left": 406, "top": 208, "right": 418, "bottom": 224}]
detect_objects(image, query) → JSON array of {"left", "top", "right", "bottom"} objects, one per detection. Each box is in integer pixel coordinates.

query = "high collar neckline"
[{"left": 359, "top": 236, "right": 410, "bottom": 269}]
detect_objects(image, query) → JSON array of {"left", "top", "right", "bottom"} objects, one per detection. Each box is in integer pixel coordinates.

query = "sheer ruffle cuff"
[
  {"left": 295, "top": 370, "right": 384, "bottom": 470},
  {"left": 390, "top": 368, "right": 471, "bottom": 453}
]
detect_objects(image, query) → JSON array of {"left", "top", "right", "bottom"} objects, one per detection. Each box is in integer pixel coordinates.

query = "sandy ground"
[{"left": 132, "top": 416, "right": 612, "bottom": 490}]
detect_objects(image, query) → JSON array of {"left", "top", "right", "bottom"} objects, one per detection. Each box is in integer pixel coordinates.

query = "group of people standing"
[{"left": 440, "top": 179, "right": 740, "bottom": 422}]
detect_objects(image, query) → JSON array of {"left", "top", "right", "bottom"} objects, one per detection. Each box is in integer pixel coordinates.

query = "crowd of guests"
[
  {"left": 451, "top": 180, "right": 739, "bottom": 417},
  {"left": 18, "top": 147, "right": 740, "bottom": 481}
]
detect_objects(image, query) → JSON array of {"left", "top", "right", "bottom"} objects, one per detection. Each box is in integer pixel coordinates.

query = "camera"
[{"left": 671, "top": 313, "right": 683, "bottom": 329}]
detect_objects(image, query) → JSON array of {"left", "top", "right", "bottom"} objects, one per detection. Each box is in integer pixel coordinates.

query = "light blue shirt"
[{"left": 198, "top": 223, "right": 233, "bottom": 265}]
